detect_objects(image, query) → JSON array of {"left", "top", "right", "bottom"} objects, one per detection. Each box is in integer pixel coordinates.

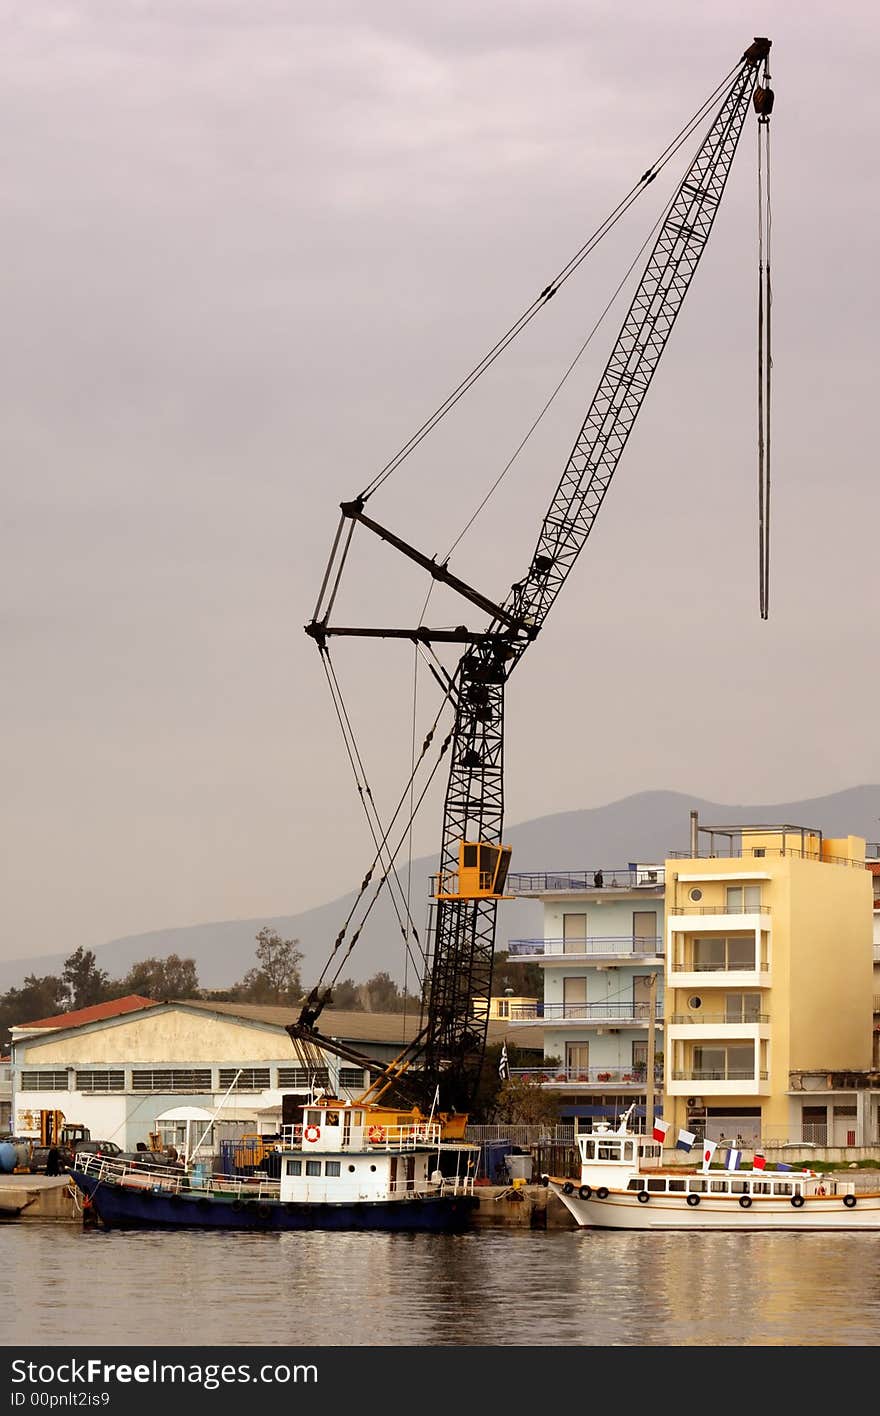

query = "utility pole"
[{"left": 646, "top": 972, "right": 658, "bottom": 1138}]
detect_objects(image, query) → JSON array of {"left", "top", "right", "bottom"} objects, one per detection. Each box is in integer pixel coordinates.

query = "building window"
[
  {"left": 20, "top": 1071, "right": 68, "bottom": 1091},
  {"left": 285, "top": 1159, "right": 302, "bottom": 1176},
  {"left": 305, "top": 1161, "right": 321, "bottom": 1177},
  {"left": 725, "top": 884, "right": 762, "bottom": 912},
  {"left": 131, "top": 1069, "right": 212, "bottom": 1093},
  {"left": 692, "top": 1043, "right": 755, "bottom": 1081},
  {"left": 692, "top": 937, "right": 756, "bottom": 972},
  {"left": 218, "top": 1068, "right": 271, "bottom": 1092},
  {"left": 689, "top": 888, "right": 703, "bottom": 902},
  {"left": 724, "top": 993, "right": 761, "bottom": 1022},
  {"left": 339, "top": 1068, "right": 365, "bottom": 1090},
  {"left": 563, "top": 977, "right": 588, "bottom": 1018},
  {"left": 75, "top": 1070, "right": 125, "bottom": 1094},
  {"left": 563, "top": 914, "right": 587, "bottom": 953},
  {"left": 633, "top": 911, "right": 658, "bottom": 945},
  {"left": 277, "top": 1067, "right": 330, "bottom": 1089},
  {"left": 325, "top": 1162, "right": 341, "bottom": 1177}
]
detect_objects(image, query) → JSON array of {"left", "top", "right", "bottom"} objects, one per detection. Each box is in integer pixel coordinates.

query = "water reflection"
[{"left": 2, "top": 1225, "right": 879, "bottom": 1346}]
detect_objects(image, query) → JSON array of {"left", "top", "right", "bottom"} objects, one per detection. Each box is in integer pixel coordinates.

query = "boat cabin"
[
  {"left": 278, "top": 1099, "right": 476, "bottom": 1205},
  {"left": 577, "top": 1127, "right": 663, "bottom": 1189}
]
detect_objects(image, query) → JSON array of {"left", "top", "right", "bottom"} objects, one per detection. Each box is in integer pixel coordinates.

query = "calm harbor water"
[{"left": 2, "top": 1223, "right": 880, "bottom": 1347}]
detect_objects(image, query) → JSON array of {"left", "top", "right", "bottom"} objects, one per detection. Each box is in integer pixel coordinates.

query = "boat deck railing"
[
  {"left": 76, "top": 1154, "right": 282, "bottom": 1201},
  {"left": 279, "top": 1122, "right": 446, "bottom": 1151}
]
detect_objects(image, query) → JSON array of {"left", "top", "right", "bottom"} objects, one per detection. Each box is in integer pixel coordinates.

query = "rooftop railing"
[
  {"left": 668, "top": 846, "right": 865, "bottom": 868},
  {"left": 506, "top": 868, "right": 664, "bottom": 893}
]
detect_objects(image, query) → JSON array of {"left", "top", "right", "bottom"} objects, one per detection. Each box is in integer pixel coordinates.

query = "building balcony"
[
  {"left": 506, "top": 867, "right": 664, "bottom": 895},
  {"left": 508, "top": 936, "right": 663, "bottom": 961},
  {"left": 511, "top": 1066, "right": 664, "bottom": 1089},
  {"left": 668, "top": 1068, "right": 769, "bottom": 1097},
  {"left": 507, "top": 1002, "right": 664, "bottom": 1026}
]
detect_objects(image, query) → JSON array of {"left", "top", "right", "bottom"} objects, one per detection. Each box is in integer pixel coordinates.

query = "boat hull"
[
  {"left": 71, "top": 1170, "right": 479, "bottom": 1233},
  {"left": 549, "top": 1181, "right": 880, "bottom": 1231}
]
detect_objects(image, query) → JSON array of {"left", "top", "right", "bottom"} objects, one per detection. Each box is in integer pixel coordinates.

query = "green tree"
[
  {"left": 327, "top": 978, "right": 363, "bottom": 1010},
  {"left": 119, "top": 955, "right": 201, "bottom": 1000},
  {"left": 358, "top": 971, "right": 421, "bottom": 1013},
  {"left": 492, "top": 949, "right": 543, "bottom": 1001},
  {"left": 470, "top": 1042, "right": 557, "bottom": 1123},
  {"left": 62, "top": 947, "right": 110, "bottom": 1010},
  {"left": 233, "top": 928, "right": 303, "bottom": 1004},
  {"left": 490, "top": 1073, "right": 561, "bottom": 1127},
  {"left": 0, "top": 973, "right": 69, "bottom": 1047}
]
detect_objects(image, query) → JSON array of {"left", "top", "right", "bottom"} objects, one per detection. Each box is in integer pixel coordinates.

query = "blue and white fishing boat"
[{"left": 69, "top": 1095, "right": 479, "bottom": 1232}]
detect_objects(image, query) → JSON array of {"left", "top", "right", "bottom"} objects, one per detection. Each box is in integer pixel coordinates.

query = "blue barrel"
[{"left": 0, "top": 1142, "right": 27, "bottom": 1174}]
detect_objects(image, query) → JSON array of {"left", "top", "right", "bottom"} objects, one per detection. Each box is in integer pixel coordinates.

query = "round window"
[
  {"left": 687, "top": 995, "right": 702, "bottom": 1010},
  {"left": 689, "top": 888, "right": 703, "bottom": 902}
]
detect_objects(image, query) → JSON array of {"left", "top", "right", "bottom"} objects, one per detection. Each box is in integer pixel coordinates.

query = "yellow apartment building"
[{"left": 664, "top": 817, "right": 877, "bottom": 1150}]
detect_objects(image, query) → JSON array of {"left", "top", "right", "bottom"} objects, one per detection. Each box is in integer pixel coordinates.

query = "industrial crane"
[{"left": 290, "top": 37, "right": 774, "bottom": 1119}]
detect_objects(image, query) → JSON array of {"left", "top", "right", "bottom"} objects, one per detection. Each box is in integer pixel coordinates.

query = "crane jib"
[{"left": 305, "top": 40, "right": 774, "bottom": 1116}]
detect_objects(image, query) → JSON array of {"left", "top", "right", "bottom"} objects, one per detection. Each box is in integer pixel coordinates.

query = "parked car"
[{"left": 69, "top": 1140, "right": 123, "bottom": 1168}]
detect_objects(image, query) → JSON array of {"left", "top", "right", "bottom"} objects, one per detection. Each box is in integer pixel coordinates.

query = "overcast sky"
[{"left": 2, "top": 0, "right": 878, "bottom": 967}]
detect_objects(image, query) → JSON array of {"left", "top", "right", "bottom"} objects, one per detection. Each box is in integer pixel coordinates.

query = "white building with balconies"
[{"left": 505, "top": 862, "right": 665, "bottom": 1127}]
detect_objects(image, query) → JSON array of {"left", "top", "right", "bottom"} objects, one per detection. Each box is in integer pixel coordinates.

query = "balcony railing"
[
  {"left": 669, "top": 905, "right": 771, "bottom": 915},
  {"left": 508, "top": 936, "right": 663, "bottom": 958},
  {"left": 680, "top": 961, "right": 762, "bottom": 973},
  {"left": 509, "top": 1002, "right": 664, "bottom": 1024},
  {"left": 668, "top": 1013, "right": 769, "bottom": 1025},
  {"left": 507, "top": 868, "right": 664, "bottom": 893},
  {"left": 671, "top": 1069, "right": 768, "bottom": 1082},
  {"left": 511, "top": 1066, "right": 664, "bottom": 1087}
]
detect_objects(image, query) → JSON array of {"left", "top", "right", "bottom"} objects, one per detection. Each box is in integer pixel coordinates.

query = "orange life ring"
[
  {"left": 367, "top": 1125, "right": 386, "bottom": 1144},
  {"left": 304, "top": 1125, "right": 321, "bottom": 1143}
]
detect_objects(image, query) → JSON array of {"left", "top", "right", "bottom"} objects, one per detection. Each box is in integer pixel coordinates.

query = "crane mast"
[{"left": 296, "top": 38, "right": 773, "bottom": 1117}]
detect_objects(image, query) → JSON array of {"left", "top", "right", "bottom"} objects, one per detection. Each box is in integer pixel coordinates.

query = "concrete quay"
[
  {"left": 0, "top": 1173, "right": 572, "bottom": 1227},
  {"left": 0, "top": 1173, "right": 81, "bottom": 1221}
]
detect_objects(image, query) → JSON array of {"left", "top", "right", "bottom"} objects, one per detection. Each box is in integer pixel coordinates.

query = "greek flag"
[{"left": 499, "top": 1044, "right": 510, "bottom": 1081}]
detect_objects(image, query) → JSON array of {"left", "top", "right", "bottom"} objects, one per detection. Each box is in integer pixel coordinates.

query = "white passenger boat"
[{"left": 543, "top": 1110, "right": 880, "bottom": 1230}]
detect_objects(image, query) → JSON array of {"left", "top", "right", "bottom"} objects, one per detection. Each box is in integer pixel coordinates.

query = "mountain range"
[{"left": 2, "top": 785, "right": 877, "bottom": 994}]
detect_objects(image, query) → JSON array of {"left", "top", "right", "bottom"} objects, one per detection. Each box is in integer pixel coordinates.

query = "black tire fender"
[
  {"left": 562, "top": 1181, "right": 574, "bottom": 1195},
  {"left": 739, "top": 1194, "right": 752, "bottom": 1208},
  {"left": 686, "top": 1193, "right": 700, "bottom": 1207},
  {"left": 596, "top": 1187, "right": 609, "bottom": 1200},
  {"left": 578, "top": 1185, "right": 592, "bottom": 1200},
  {"left": 843, "top": 1193, "right": 857, "bottom": 1208},
  {"left": 791, "top": 1194, "right": 805, "bottom": 1208},
  {"left": 540, "top": 1174, "right": 549, "bottom": 1188},
  {"left": 637, "top": 1190, "right": 649, "bottom": 1204}
]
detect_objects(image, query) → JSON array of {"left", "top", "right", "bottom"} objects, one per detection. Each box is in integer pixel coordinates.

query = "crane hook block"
[
  {"left": 753, "top": 85, "right": 775, "bottom": 118},
  {"left": 432, "top": 842, "right": 514, "bottom": 900}
]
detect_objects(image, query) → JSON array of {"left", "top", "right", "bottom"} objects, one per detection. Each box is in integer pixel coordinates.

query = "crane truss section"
[{"left": 507, "top": 56, "right": 763, "bottom": 635}]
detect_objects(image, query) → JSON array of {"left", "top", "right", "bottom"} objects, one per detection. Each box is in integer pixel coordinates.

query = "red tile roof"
[{"left": 19, "top": 994, "right": 157, "bottom": 1030}]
